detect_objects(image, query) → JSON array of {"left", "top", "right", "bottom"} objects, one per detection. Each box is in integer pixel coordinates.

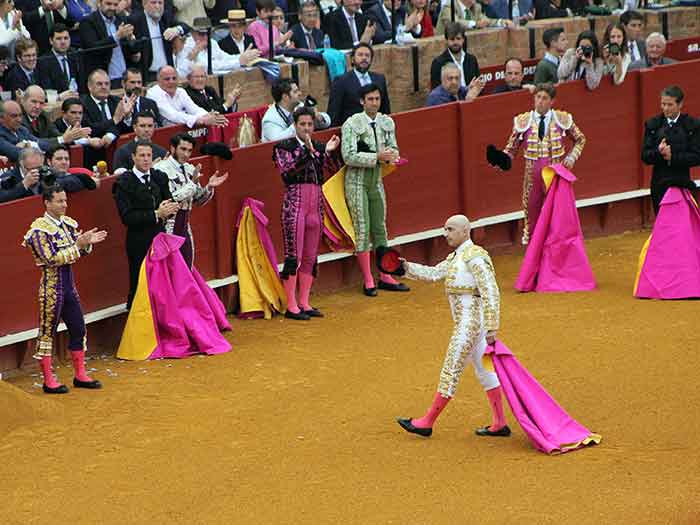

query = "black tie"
[
  {"left": 62, "top": 58, "right": 70, "bottom": 81},
  {"left": 28, "top": 71, "right": 34, "bottom": 84},
  {"left": 538, "top": 114, "right": 546, "bottom": 140},
  {"left": 370, "top": 121, "right": 378, "bottom": 149},
  {"left": 99, "top": 100, "right": 108, "bottom": 120},
  {"left": 143, "top": 173, "right": 150, "bottom": 187}
]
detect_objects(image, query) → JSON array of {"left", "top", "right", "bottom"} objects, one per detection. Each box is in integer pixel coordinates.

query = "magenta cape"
[
  {"left": 634, "top": 188, "right": 700, "bottom": 299},
  {"left": 147, "top": 233, "right": 231, "bottom": 359},
  {"left": 485, "top": 341, "right": 601, "bottom": 454},
  {"left": 515, "top": 164, "right": 596, "bottom": 292}
]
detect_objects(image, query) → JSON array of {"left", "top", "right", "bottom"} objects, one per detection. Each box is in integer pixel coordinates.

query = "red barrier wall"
[{"left": 2, "top": 61, "right": 700, "bottom": 339}]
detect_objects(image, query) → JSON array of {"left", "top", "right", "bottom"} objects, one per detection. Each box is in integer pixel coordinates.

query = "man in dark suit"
[
  {"left": 290, "top": 1, "right": 325, "bottom": 49},
  {"left": 20, "top": 0, "right": 77, "bottom": 55},
  {"left": 365, "top": 0, "right": 406, "bottom": 45},
  {"left": 113, "top": 112, "right": 168, "bottom": 170},
  {"left": 327, "top": 43, "right": 390, "bottom": 127},
  {"left": 0, "top": 146, "right": 45, "bottom": 203},
  {"left": 0, "top": 100, "right": 52, "bottom": 162},
  {"left": 121, "top": 68, "right": 162, "bottom": 130},
  {"left": 4, "top": 39, "right": 41, "bottom": 96},
  {"left": 184, "top": 64, "right": 239, "bottom": 114},
  {"left": 21, "top": 85, "right": 90, "bottom": 148},
  {"left": 641, "top": 85, "right": 700, "bottom": 214},
  {"left": 490, "top": 58, "right": 535, "bottom": 94},
  {"left": 430, "top": 21, "right": 480, "bottom": 91},
  {"left": 218, "top": 9, "right": 257, "bottom": 55},
  {"left": 130, "top": 0, "right": 189, "bottom": 81},
  {"left": 620, "top": 10, "right": 647, "bottom": 63},
  {"left": 79, "top": 0, "right": 142, "bottom": 89},
  {"left": 323, "top": 0, "right": 377, "bottom": 50},
  {"left": 36, "top": 24, "right": 82, "bottom": 96},
  {"left": 113, "top": 141, "right": 179, "bottom": 308}
]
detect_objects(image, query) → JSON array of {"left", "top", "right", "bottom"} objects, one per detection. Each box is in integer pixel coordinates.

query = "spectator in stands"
[
  {"left": 35, "top": 24, "right": 82, "bottom": 97},
  {"left": 64, "top": 0, "right": 93, "bottom": 25},
  {"left": 366, "top": 0, "right": 406, "bottom": 45},
  {"left": 185, "top": 64, "right": 240, "bottom": 114},
  {"left": 426, "top": 62, "right": 483, "bottom": 106},
  {"left": 173, "top": 0, "right": 214, "bottom": 27},
  {"left": 21, "top": 85, "right": 90, "bottom": 147},
  {"left": 290, "top": 1, "right": 324, "bottom": 49},
  {"left": 121, "top": 68, "right": 162, "bottom": 128},
  {"left": 492, "top": 57, "right": 535, "bottom": 94},
  {"left": 629, "top": 32, "right": 676, "bottom": 71},
  {"left": 79, "top": 0, "right": 141, "bottom": 89},
  {"left": 22, "top": 0, "right": 76, "bottom": 55},
  {"left": 54, "top": 97, "right": 99, "bottom": 148},
  {"left": 45, "top": 144, "right": 100, "bottom": 191},
  {"left": 533, "top": 27, "right": 567, "bottom": 84},
  {"left": 327, "top": 42, "right": 390, "bottom": 127},
  {"left": 601, "top": 22, "right": 632, "bottom": 84},
  {"left": 0, "top": 0, "right": 30, "bottom": 49},
  {"left": 4, "top": 38, "right": 39, "bottom": 95},
  {"left": 323, "top": 0, "right": 376, "bottom": 50},
  {"left": 131, "top": 0, "right": 189, "bottom": 82},
  {"left": 146, "top": 65, "right": 228, "bottom": 127},
  {"left": 0, "top": 146, "right": 44, "bottom": 202},
  {"left": 484, "top": 0, "right": 532, "bottom": 24},
  {"left": 271, "top": 6, "right": 286, "bottom": 31},
  {"left": 620, "top": 10, "right": 646, "bottom": 63},
  {"left": 246, "top": 0, "right": 292, "bottom": 58},
  {"left": 219, "top": 9, "right": 258, "bottom": 55},
  {"left": 175, "top": 17, "right": 256, "bottom": 77},
  {"left": 557, "top": 30, "right": 604, "bottom": 91},
  {"left": 533, "top": 0, "right": 570, "bottom": 19},
  {"left": 436, "top": 0, "right": 512, "bottom": 36},
  {"left": 262, "top": 78, "right": 331, "bottom": 142},
  {"left": 0, "top": 45, "right": 9, "bottom": 85},
  {"left": 0, "top": 100, "right": 53, "bottom": 161},
  {"left": 81, "top": 69, "right": 132, "bottom": 146},
  {"left": 113, "top": 111, "right": 167, "bottom": 170},
  {"left": 429, "top": 22, "right": 479, "bottom": 91},
  {"left": 117, "top": 0, "right": 131, "bottom": 16},
  {"left": 405, "top": 0, "right": 434, "bottom": 39}
]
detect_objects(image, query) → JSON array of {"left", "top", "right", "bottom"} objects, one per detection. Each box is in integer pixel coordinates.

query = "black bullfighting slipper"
[
  {"left": 363, "top": 286, "right": 378, "bottom": 297},
  {"left": 303, "top": 308, "right": 324, "bottom": 318},
  {"left": 285, "top": 310, "right": 311, "bottom": 321},
  {"left": 475, "top": 425, "right": 511, "bottom": 437},
  {"left": 73, "top": 378, "right": 102, "bottom": 389},
  {"left": 397, "top": 418, "right": 432, "bottom": 437},
  {"left": 43, "top": 383, "right": 69, "bottom": 394},
  {"left": 377, "top": 280, "right": 410, "bottom": 292}
]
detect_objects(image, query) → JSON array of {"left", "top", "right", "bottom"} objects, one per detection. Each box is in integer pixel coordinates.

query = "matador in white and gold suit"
[{"left": 397, "top": 215, "right": 511, "bottom": 438}]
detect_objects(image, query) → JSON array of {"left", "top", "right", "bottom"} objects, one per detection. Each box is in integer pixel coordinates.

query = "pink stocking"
[
  {"left": 412, "top": 392, "right": 451, "bottom": 429},
  {"left": 486, "top": 386, "right": 507, "bottom": 430},
  {"left": 297, "top": 272, "right": 314, "bottom": 310},
  {"left": 40, "top": 356, "right": 61, "bottom": 389},
  {"left": 356, "top": 251, "right": 375, "bottom": 288},
  {"left": 71, "top": 350, "right": 94, "bottom": 382},
  {"left": 379, "top": 272, "right": 399, "bottom": 285},
  {"left": 283, "top": 275, "right": 300, "bottom": 313}
]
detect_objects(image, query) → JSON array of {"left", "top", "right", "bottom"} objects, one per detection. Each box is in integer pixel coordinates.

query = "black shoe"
[
  {"left": 43, "top": 383, "right": 69, "bottom": 394},
  {"left": 302, "top": 308, "right": 324, "bottom": 318},
  {"left": 397, "top": 418, "right": 432, "bottom": 437},
  {"left": 378, "top": 280, "right": 410, "bottom": 292},
  {"left": 475, "top": 425, "right": 511, "bottom": 437},
  {"left": 285, "top": 310, "right": 311, "bottom": 320},
  {"left": 363, "top": 286, "right": 377, "bottom": 297},
  {"left": 73, "top": 378, "right": 102, "bottom": 389}
]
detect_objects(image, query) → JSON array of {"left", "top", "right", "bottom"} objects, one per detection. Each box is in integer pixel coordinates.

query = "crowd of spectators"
[{"left": 0, "top": 0, "right": 687, "bottom": 204}]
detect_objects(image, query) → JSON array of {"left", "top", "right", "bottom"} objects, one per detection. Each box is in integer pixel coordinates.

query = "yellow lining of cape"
[
  {"left": 541, "top": 166, "right": 556, "bottom": 193},
  {"left": 550, "top": 433, "right": 603, "bottom": 455},
  {"left": 633, "top": 234, "right": 652, "bottom": 295},
  {"left": 116, "top": 261, "right": 158, "bottom": 360}
]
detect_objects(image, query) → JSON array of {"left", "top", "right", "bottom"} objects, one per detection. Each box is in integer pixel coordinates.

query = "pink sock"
[
  {"left": 297, "top": 272, "right": 314, "bottom": 310},
  {"left": 486, "top": 386, "right": 507, "bottom": 430},
  {"left": 379, "top": 272, "right": 399, "bottom": 285},
  {"left": 40, "top": 356, "right": 61, "bottom": 388},
  {"left": 71, "top": 350, "right": 93, "bottom": 382},
  {"left": 283, "top": 274, "right": 300, "bottom": 313},
  {"left": 356, "top": 251, "right": 375, "bottom": 288},
  {"left": 412, "top": 392, "right": 451, "bottom": 429}
]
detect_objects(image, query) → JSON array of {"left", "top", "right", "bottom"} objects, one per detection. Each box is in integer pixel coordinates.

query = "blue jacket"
[{"left": 0, "top": 125, "right": 51, "bottom": 163}]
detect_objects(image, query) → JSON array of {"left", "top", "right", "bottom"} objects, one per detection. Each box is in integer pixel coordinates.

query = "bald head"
[
  {"left": 444, "top": 214, "right": 471, "bottom": 247},
  {"left": 22, "top": 85, "right": 46, "bottom": 119},
  {"left": 158, "top": 66, "right": 179, "bottom": 95},
  {"left": 0, "top": 100, "right": 24, "bottom": 131}
]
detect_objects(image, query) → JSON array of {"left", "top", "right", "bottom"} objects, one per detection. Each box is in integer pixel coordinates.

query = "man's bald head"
[
  {"left": 158, "top": 66, "right": 179, "bottom": 95},
  {"left": 444, "top": 214, "right": 471, "bottom": 247}
]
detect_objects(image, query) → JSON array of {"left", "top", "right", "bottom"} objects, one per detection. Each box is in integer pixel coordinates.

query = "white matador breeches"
[{"left": 437, "top": 294, "right": 500, "bottom": 397}]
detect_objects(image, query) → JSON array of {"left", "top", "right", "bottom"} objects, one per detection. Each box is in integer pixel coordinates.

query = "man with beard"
[
  {"left": 261, "top": 78, "right": 331, "bottom": 142},
  {"left": 120, "top": 68, "right": 162, "bottom": 130},
  {"left": 327, "top": 43, "right": 390, "bottom": 128},
  {"left": 153, "top": 132, "right": 228, "bottom": 269},
  {"left": 429, "top": 22, "right": 480, "bottom": 91}
]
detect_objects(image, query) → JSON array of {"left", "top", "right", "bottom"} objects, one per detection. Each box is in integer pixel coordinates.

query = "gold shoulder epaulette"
[
  {"left": 553, "top": 110, "right": 573, "bottom": 130},
  {"left": 463, "top": 244, "right": 492, "bottom": 266},
  {"left": 514, "top": 112, "right": 532, "bottom": 133},
  {"left": 62, "top": 215, "right": 78, "bottom": 228}
]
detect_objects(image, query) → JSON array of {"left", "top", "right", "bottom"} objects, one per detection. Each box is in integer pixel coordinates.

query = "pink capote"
[
  {"left": 635, "top": 188, "right": 700, "bottom": 299},
  {"left": 147, "top": 233, "right": 231, "bottom": 359},
  {"left": 515, "top": 164, "right": 596, "bottom": 292},
  {"left": 485, "top": 341, "right": 601, "bottom": 454}
]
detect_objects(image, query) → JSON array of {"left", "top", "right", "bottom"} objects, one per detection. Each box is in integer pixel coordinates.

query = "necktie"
[
  {"left": 62, "top": 57, "right": 70, "bottom": 81},
  {"left": 538, "top": 114, "right": 546, "bottom": 140},
  {"left": 28, "top": 71, "right": 34, "bottom": 84},
  {"left": 46, "top": 10, "right": 54, "bottom": 33},
  {"left": 349, "top": 16, "right": 358, "bottom": 43},
  {"left": 99, "top": 100, "right": 108, "bottom": 120},
  {"left": 306, "top": 32, "right": 316, "bottom": 49},
  {"left": 370, "top": 121, "right": 378, "bottom": 149},
  {"left": 143, "top": 173, "right": 150, "bottom": 187}
]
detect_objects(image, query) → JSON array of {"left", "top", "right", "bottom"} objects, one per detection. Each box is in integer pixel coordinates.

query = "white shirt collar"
[
  {"left": 132, "top": 166, "right": 151, "bottom": 182},
  {"left": 455, "top": 238, "right": 473, "bottom": 254},
  {"left": 44, "top": 212, "right": 64, "bottom": 226},
  {"left": 343, "top": 6, "right": 356, "bottom": 19},
  {"left": 668, "top": 113, "right": 680, "bottom": 124},
  {"left": 364, "top": 112, "right": 377, "bottom": 125}
]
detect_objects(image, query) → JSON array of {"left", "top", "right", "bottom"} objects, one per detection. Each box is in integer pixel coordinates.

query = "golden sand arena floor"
[{"left": 2, "top": 230, "right": 699, "bottom": 524}]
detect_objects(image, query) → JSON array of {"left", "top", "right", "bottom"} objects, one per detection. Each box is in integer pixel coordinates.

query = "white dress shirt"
[
  {"left": 175, "top": 35, "right": 242, "bottom": 77},
  {"left": 533, "top": 110, "right": 553, "bottom": 137},
  {"left": 146, "top": 84, "right": 207, "bottom": 128},
  {"left": 146, "top": 14, "right": 168, "bottom": 73},
  {"left": 261, "top": 102, "right": 332, "bottom": 142},
  {"left": 448, "top": 49, "right": 466, "bottom": 87},
  {"left": 343, "top": 7, "right": 360, "bottom": 45},
  {"left": 52, "top": 50, "right": 78, "bottom": 92}
]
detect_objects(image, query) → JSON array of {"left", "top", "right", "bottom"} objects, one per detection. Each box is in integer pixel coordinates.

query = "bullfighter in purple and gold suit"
[
  {"left": 272, "top": 107, "right": 341, "bottom": 321},
  {"left": 23, "top": 186, "right": 107, "bottom": 394}
]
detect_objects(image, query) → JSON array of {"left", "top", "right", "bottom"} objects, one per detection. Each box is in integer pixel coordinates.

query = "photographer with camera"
[
  {"left": 0, "top": 147, "right": 45, "bottom": 203},
  {"left": 557, "top": 30, "right": 604, "bottom": 91},
  {"left": 601, "top": 22, "right": 631, "bottom": 85},
  {"left": 262, "top": 78, "right": 331, "bottom": 142}
]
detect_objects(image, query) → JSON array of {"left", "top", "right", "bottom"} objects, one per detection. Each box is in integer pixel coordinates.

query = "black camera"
[
  {"left": 608, "top": 43, "right": 622, "bottom": 56},
  {"left": 38, "top": 165, "right": 57, "bottom": 186},
  {"left": 304, "top": 94, "right": 317, "bottom": 108},
  {"left": 580, "top": 44, "right": 593, "bottom": 58}
]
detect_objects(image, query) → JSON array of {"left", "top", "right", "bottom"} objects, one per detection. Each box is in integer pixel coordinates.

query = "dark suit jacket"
[
  {"left": 218, "top": 33, "right": 257, "bottom": 55},
  {"left": 430, "top": 49, "right": 480, "bottom": 90},
  {"left": 36, "top": 50, "right": 83, "bottom": 93},
  {"left": 327, "top": 70, "right": 391, "bottom": 127},
  {"left": 23, "top": 4, "right": 77, "bottom": 55},
  {"left": 365, "top": 4, "right": 406, "bottom": 44},
  {"left": 0, "top": 124, "right": 51, "bottom": 162},
  {"left": 129, "top": 10, "right": 188, "bottom": 78},
  {"left": 127, "top": 96, "right": 163, "bottom": 130},
  {"left": 21, "top": 111, "right": 62, "bottom": 147},
  {"left": 324, "top": 7, "right": 369, "bottom": 50},
  {"left": 80, "top": 94, "right": 122, "bottom": 137},
  {"left": 78, "top": 10, "right": 141, "bottom": 79},
  {"left": 0, "top": 166, "right": 34, "bottom": 203},
  {"left": 290, "top": 23, "right": 325, "bottom": 50},
  {"left": 185, "top": 85, "right": 232, "bottom": 114},
  {"left": 534, "top": 0, "right": 568, "bottom": 19},
  {"left": 3, "top": 65, "right": 39, "bottom": 96},
  {"left": 491, "top": 84, "right": 524, "bottom": 94},
  {"left": 113, "top": 139, "right": 168, "bottom": 170}
]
